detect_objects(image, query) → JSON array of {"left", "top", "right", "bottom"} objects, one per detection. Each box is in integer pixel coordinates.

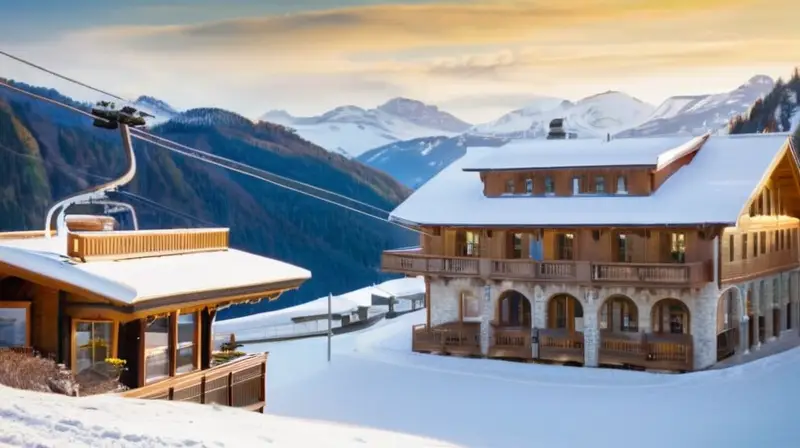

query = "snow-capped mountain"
[
  {"left": 259, "top": 98, "right": 471, "bottom": 158},
  {"left": 472, "top": 92, "right": 655, "bottom": 139},
  {"left": 356, "top": 134, "right": 507, "bottom": 188},
  {"left": 616, "top": 75, "right": 775, "bottom": 137},
  {"left": 133, "top": 95, "right": 180, "bottom": 125}
]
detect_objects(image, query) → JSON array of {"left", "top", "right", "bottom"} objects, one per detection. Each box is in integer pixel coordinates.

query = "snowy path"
[{"left": 249, "top": 311, "right": 800, "bottom": 448}]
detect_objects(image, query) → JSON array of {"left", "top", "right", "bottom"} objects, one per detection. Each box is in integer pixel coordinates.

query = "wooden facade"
[
  {"left": 0, "top": 227, "right": 306, "bottom": 409},
  {"left": 386, "top": 138, "right": 800, "bottom": 373}
]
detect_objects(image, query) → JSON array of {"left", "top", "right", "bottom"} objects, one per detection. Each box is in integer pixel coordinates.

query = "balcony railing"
[
  {"left": 598, "top": 332, "right": 693, "bottom": 371},
  {"left": 383, "top": 250, "right": 711, "bottom": 287},
  {"left": 67, "top": 228, "right": 230, "bottom": 261},
  {"left": 721, "top": 249, "right": 799, "bottom": 283},
  {"left": 122, "top": 353, "right": 267, "bottom": 412},
  {"left": 411, "top": 322, "right": 481, "bottom": 356}
]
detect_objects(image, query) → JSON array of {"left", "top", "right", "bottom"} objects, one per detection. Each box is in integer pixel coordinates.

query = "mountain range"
[
  {"left": 0, "top": 80, "right": 415, "bottom": 320},
  {"left": 355, "top": 75, "right": 777, "bottom": 187}
]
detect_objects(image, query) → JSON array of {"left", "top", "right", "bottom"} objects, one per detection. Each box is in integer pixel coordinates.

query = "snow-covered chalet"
[{"left": 382, "top": 132, "right": 800, "bottom": 372}]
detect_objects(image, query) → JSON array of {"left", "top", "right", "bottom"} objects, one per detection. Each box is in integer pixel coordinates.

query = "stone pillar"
[
  {"left": 752, "top": 284, "right": 761, "bottom": 350},
  {"left": 533, "top": 286, "right": 546, "bottom": 329},
  {"left": 582, "top": 289, "right": 599, "bottom": 367},
  {"left": 479, "top": 283, "right": 492, "bottom": 356},
  {"left": 764, "top": 280, "right": 775, "bottom": 342},
  {"left": 692, "top": 285, "right": 719, "bottom": 370}
]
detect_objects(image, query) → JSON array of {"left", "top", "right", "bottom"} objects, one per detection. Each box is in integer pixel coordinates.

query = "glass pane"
[
  {"left": 0, "top": 307, "right": 27, "bottom": 347},
  {"left": 176, "top": 313, "right": 197, "bottom": 374},
  {"left": 74, "top": 321, "right": 113, "bottom": 376},
  {"left": 145, "top": 316, "right": 170, "bottom": 383}
]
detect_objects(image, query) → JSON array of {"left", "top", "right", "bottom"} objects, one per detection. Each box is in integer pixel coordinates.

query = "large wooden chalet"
[
  {"left": 382, "top": 132, "right": 800, "bottom": 372},
  {"left": 0, "top": 220, "right": 310, "bottom": 408}
]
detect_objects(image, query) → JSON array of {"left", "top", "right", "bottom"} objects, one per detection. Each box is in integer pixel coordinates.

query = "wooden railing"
[
  {"left": 488, "top": 326, "right": 531, "bottom": 359},
  {"left": 123, "top": 353, "right": 267, "bottom": 412},
  {"left": 598, "top": 332, "right": 693, "bottom": 371},
  {"left": 67, "top": 228, "right": 230, "bottom": 261},
  {"left": 537, "top": 328, "right": 584, "bottom": 364},
  {"left": 411, "top": 322, "right": 481, "bottom": 356},
  {"left": 721, "top": 249, "right": 799, "bottom": 283},
  {"left": 383, "top": 250, "right": 711, "bottom": 287},
  {"left": 716, "top": 327, "right": 739, "bottom": 362}
]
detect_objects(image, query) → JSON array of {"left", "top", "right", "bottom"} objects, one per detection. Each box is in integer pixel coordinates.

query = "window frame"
[
  {"left": 70, "top": 318, "right": 118, "bottom": 376},
  {"left": 460, "top": 292, "right": 481, "bottom": 323},
  {"left": 175, "top": 310, "right": 201, "bottom": 375},
  {"left": 0, "top": 301, "right": 31, "bottom": 348}
]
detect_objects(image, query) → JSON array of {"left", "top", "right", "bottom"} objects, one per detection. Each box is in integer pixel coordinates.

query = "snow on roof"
[
  {"left": 461, "top": 135, "right": 708, "bottom": 171},
  {"left": 0, "top": 384, "right": 457, "bottom": 448},
  {"left": 0, "top": 234, "right": 311, "bottom": 305},
  {"left": 390, "top": 133, "right": 792, "bottom": 227}
]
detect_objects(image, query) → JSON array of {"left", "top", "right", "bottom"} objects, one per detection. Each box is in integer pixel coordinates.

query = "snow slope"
[
  {"left": 0, "top": 383, "right": 455, "bottom": 447},
  {"left": 472, "top": 92, "right": 655, "bottom": 139},
  {"left": 259, "top": 98, "right": 470, "bottom": 158},
  {"left": 618, "top": 75, "right": 775, "bottom": 137},
  {"left": 133, "top": 95, "right": 179, "bottom": 126},
  {"left": 249, "top": 310, "right": 800, "bottom": 448}
]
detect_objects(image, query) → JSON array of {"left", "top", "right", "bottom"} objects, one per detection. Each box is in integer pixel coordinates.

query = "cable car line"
[{"left": 0, "top": 74, "right": 419, "bottom": 234}]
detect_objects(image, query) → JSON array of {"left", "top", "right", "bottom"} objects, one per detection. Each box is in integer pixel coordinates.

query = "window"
[
  {"left": 760, "top": 231, "right": 766, "bottom": 254},
  {"left": 572, "top": 177, "right": 581, "bottom": 195},
  {"left": 670, "top": 233, "right": 685, "bottom": 263},
  {"left": 752, "top": 233, "right": 758, "bottom": 258},
  {"left": 616, "top": 175, "right": 628, "bottom": 194},
  {"left": 741, "top": 233, "right": 748, "bottom": 260},
  {"left": 509, "top": 232, "right": 523, "bottom": 259},
  {"left": 176, "top": 312, "right": 197, "bottom": 374},
  {"left": 595, "top": 176, "right": 606, "bottom": 193},
  {"left": 555, "top": 233, "right": 574, "bottom": 260},
  {"left": 461, "top": 292, "right": 481, "bottom": 322},
  {"left": 505, "top": 179, "right": 514, "bottom": 194},
  {"left": 765, "top": 188, "right": 772, "bottom": 215},
  {"left": 616, "top": 233, "right": 629, "bottom": 262},
  {"left": 73, "top": 321, "right": 114, "bottom": 376},
  {"left": 729, "top": 234, "right": 735, "bottom": 262},
  {"left": 544, "top": 177, "right": 555, "bottom": 195},
  {"left": 525, "top": 178, "right": 533, "bottom": 194},
  {"left": 458, "top": 231, "right": 480, "bottom": 257},
  {"left": 0, "top": 302, "right": 30, "bottom": 348},
  {"left": 145, "top": 316, "right": 170, "bottom": 383}
]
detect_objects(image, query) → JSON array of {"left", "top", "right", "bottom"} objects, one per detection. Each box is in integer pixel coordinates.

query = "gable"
[{"left": 739, "top": 139, "right": 800, "bottom": 222}]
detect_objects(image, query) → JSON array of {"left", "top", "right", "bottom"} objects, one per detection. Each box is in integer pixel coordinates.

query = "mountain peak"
[
  {"left": 168, "top": 107, "right": 254, "bottom": 129},
  {"left": 376, "top": 97, "right": 471, "bottom": 133},
  {"left": 134, "top": 95, "right": 178, "bottom": 116},
  {"left": 746, "top": 75, "right": 774, "bottom": 86}
]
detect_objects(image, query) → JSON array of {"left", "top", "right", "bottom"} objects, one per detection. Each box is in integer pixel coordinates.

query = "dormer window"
[
  {"left": 505, "top": 179, "right": 514, "bottom": 194},
  {"left": 595, "top": 176, "right": 605, "bottom": 193},
  {"left": 544, "top": 177, "right": 554, "bottom": 195},
  {"left": 525, "top": 178, "right": 533, "bottom": 194},
  {"left": 572, "top": 177, "right": 581, "bottom": 195},
  {"left": 616, "top": 175, "right": 628, "bottom": 195}
]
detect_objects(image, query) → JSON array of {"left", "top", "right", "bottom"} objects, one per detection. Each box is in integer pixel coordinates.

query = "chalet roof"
[
  {"left": 0, "top": 231, "right": 311, "bottom": 306},
  {"left": 390, "top": 133, "right": 793, "bottom": 227},
  {"left": 461, "top": 135, "right": 709, "bottom": 171}
]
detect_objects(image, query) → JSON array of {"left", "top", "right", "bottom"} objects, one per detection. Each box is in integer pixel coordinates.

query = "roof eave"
[{"left": 462, "top": 164, "right": 657, "bottom": 173}]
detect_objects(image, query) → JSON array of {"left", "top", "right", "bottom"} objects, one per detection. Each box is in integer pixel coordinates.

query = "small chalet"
[
  {"left": 0, "top": 220, "right": 310, "bottom": 407},
  {"left": 382, "top": 132, "right": 800, "bottom": 372}
]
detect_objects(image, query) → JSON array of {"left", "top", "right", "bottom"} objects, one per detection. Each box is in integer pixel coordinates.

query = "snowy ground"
[
  {"left": 0, "top": 380, "right": 455, "bottom": 447},
  {"left": 252, "top": 310, "right": 800, "bottom": 448}
]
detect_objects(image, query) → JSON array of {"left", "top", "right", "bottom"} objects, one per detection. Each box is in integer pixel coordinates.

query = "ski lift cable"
[
  {"left": 131, "top": 133, "right": 428, "bottom": 235},
  {"left": 0, "top": 50, "right": 129, "bottom": 103},
  {"left": 0, "top": 80, "right": 418, "bottom": 235},
  {"left": 115, "top": 190, "right": 220, "bottom": 227},
  {"left": 0, "top": 52, "right": 393, "bottom": 215},
  {"left": 129, "top": 128, "right": 392, "bottom": 215}
]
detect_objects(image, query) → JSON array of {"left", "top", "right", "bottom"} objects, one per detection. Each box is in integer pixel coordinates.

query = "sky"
[{"left": 0, "top": 0, "right": 798, "bottom": 123}]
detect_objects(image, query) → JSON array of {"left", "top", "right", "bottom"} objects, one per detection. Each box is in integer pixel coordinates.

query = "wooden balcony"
[
  {"left": 411, "top": 322, "right": 481, "bottom": 357},
  {"left": 382, "top": 250, "right": 711, "bottom": 287},
  {"left": 122, "top": 353, "right": 267, "bottom": 412},
  {"left": 488, "top": 326, "right": 531, "bottom": 359},
  {"left": 598, "top": 332, "right": 693, "bottom": 371},
  {"left": 721, "top": 249, "right": 800, "bottom": 284},
  {"left": 67, "top": 228, "right": 230, "bottom": 262}
]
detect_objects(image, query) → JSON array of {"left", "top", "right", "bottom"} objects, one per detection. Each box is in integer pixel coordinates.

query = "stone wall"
[{"left": 425, "top": 267, "right": 800, "bottom": 371}]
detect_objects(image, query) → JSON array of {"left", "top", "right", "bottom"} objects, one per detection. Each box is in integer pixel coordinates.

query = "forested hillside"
[
  {"left": 729, "top": 68, "right": 800, "bottom": 149},
  {"left": 0, "top": 80, "right": 415, "bottom": 319}
]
